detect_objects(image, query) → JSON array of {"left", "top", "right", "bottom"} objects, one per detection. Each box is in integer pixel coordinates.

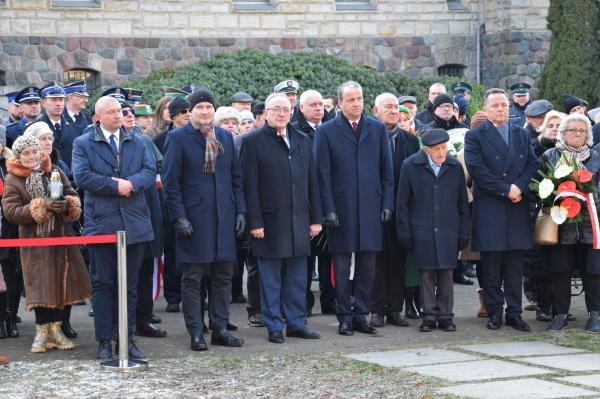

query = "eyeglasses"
[
  {"left": 178, "top": 109, "right": 190, "bottom": 115},
  {"left": 266, "top": 107, "right": 292, "bottom": 114},
  {"left": 565, "top": 128, "right": 586, "bottom": 135},
  {"left": 122, "top": 109, "right": 135, "bottom": 116},
  {"left": 437, "top": 104, "right": 454, "bottom": 110}
]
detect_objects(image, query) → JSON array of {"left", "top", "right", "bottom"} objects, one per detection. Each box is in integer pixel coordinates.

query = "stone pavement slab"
[
  {"left": 459, "top": 341, "right": 587, "bottom": 357},
  {"left": 557, "top": 374, "right": 600, "bottom": 389},
  {"left": 520, "top": 353, "right": 600, "bottom": 372},
  {"left": 345, "top": 348, "right": 481, "bottom": 368},
  {"left": 404, "top": 359, "right": 553, "bottom": 382},
  {"left": 439, "top": 378, "right": 599, "bottom": 399}
]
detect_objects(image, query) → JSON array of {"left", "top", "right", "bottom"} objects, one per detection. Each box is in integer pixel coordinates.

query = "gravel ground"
[{"left": 0, "top": 352, "right": 436, "bottom": 399}]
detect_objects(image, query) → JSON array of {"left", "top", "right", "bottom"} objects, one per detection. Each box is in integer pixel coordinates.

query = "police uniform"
[
  {"left": 101, "top": 87, "right": 128, "bottom": 104},
  {"left": 63, "top": 81, "right": 93, "bottom": 128},
  {"left": 274, "top": 79, "right": 300, "bottom": 123},
  {"left": 6, "top": 87, "right": 41, "bottom": 147},
  {"left": 451, "top": 82, "right": 473, "bottom": 126},
  {"left": 508, "top": 83, "right": 532, "bottom": 127},
  {"left": 3, "top": 92, "right": 19, "bottom": 126}
]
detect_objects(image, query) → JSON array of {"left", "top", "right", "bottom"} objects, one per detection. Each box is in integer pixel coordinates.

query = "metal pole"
[{"left": 101, "top": 231, "right": 148, "bottom": 372}]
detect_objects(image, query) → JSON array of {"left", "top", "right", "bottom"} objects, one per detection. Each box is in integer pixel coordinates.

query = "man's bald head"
[
  {"left": 299, "top": 90, "right": 324, "bottom": 124},
  {"left": 95, "top": 96, "right": 122, "bottom": 132}
]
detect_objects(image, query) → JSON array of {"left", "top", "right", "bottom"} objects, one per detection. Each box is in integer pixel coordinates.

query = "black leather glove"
[
  {"left": 398, "top": 238, "right": 413, "bottom": 249},
  {"left": 235, "top": 213, "right": 247, "bottom": 238},
  {"left": 381, "top": 208, "right": 392, "bottom": 223},
  {"left": 46, "top": 199, "right": 67, "bottom": 214},
  {"left": 174, "top": 217, "right": 193, "bottom": 238},
  {"left": 324, "top": 212, "right": 340, "bottom": 229},
  {"left": 458, "top": 239, "right": 469, "bottom": 251}
]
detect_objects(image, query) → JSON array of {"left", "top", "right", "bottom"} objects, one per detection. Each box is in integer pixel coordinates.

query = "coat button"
[
  {"left": 434, "top": 227, "right": 438, "bottom": 232},
  {"left": 502, "top": 173, "right": 507, "bottom": 177},
  {"left": 434, "top": 185, "right": 438, "bottom": 189},
  {"left": 520, "top": 154, "right": 524, "bottom": 158},
  {"left": 495, "top": 156, "right": 499, "bottom": 160},
  {"left": 435, "top": 206, "right": 439, "bottom": 210}
]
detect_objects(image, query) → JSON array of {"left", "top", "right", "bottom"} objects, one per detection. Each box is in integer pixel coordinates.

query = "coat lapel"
[
  {"left": 90, "top": 127, "right": 117, "bottom": 169},
  {"left": 481, "top": 120, "right": 509, "bottom": 156},
  {"left": 334, "top": 113, "right": 358, "bottom": 144},
  {"left": 358, "top": 116, "right": 371, "bottom": 144}
]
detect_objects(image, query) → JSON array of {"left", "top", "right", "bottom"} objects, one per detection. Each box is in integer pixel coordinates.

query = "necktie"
[
  {"left": 279, "top": 132, "right": 288, "bottom": 148},
  {"left": 497, "top": 124, "right": 509, "bottom": 145},
  {"left": 352, "top": 121, "right": 358, "bottom": 134},
  {"left": 54, "top": 122, "right": 62, "bottom": 141},
  {"left": 109, "top": 134, "right": 118, "bottom": 152}
]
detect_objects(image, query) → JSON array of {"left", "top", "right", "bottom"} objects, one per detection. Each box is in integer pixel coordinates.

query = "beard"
[{"left": 191, "top": 119, "right": 214, "bottom": 134}]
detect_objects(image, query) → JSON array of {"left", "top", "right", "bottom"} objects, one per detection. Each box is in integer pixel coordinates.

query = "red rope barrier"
[{"left": 0, "top": 234, "right": 118, "bottom": 248}]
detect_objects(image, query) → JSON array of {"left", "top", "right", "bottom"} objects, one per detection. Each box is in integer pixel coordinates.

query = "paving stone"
[
  {"left": 520, "top": 354, "right": 600, "bottom": 372},
  {"left": 346, "top": 348, "right": 481, "bottom": 368},
  {"left": 557, "top": 374, "right": 600, "bottom": 389},
  {"left": 405, "top": 359, "right": 552, "bottom": 382},
  {"left": 439, "top": 378, "right": 598, "bottom": 399},
  {"left": 459, "top": 341, "right": 587, "bottom": 358}
]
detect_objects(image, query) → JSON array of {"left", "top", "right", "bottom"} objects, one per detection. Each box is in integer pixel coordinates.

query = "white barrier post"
[{"left": 101, "top": 231, "right": 148, "bottom": 372}]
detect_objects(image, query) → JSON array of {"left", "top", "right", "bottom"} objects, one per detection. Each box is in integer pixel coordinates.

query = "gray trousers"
[
  {"left": 420, "top": 269, "right": 454, "bottom": 321},
  {"left": 181, "top": 262, "right": 233, "bottom": 336}
]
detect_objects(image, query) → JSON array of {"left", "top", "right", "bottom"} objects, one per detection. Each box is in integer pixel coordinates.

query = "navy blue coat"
[
  {"left": 314, "top": 113, "right": 394, "bottom": 254},
  {"left": 72, "top": 125, "right": 155, "bottom": 245},
  {"left": 464, "top": 121, "right": 539, "bottom": 251},
  {"left": 396, "top": 151, "right": 470, "bottom": 269},
  {"left": 39, "top": 113, "right": 85, "bottom": 169},
  {"left": 242, "top": 124, "right": 322, "bottom": 258},
  {"left": 6, "top": 118, "right": 29, "bottom": 148},
  {"left": 63, "top": 109, "right": 92, "bottom": 130},
  {"left": 162, "top": 123, "right": 246, "bottom": 264}
]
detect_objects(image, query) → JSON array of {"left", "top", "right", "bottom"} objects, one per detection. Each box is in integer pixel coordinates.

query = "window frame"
[
  {"left": 232, "top": 0, "right": 276, "bottom": 11},
  {"left": 335, "top": 0, "right": 377, "bottom": 11},
  {"left": 51, "top": 0, "right": 101, "bottom": 8}
]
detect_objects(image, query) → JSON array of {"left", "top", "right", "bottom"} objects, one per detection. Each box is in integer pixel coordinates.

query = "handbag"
[{"left": 533, "top": 207, "right": 559, "bottom": 245}]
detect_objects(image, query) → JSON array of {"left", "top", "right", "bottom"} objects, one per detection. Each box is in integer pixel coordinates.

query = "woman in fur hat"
[{"left": 1, "top": 135, "right": 91, "bottom": 353}]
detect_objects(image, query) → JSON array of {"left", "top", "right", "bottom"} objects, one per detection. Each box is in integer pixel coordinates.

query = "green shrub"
[{"left": 93, "top": 48, "right": 485, "bottom": 116}]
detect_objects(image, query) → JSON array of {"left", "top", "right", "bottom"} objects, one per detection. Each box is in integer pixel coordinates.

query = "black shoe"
[
  {"left": 135, "top": 322, "right": 167, "bottom": 338},
  {"left": 232, "top": 295, "right": 247, "bottom": 304},
  {"left": 127, "top": 340, "right": 146, "bottom": 360},
  {"left": 585, "top": 311, "right": 600, "bottom": 334},
  {"left": 96, "top": 340, "right": 112, "bottom": 359},
  {"left": 61, "top": 307, "right": 77, "bottom": 339},
  {"left": 268, "top": 330, "right": 284, "bottom": 343},
  {"left": 354, "top": 321, "right": 377, "bottom": 335},
  {"left": 369, "top": 313, "right": 385, "bottom": 328},
  {"left": 487, "top": 313, "right": 502, "bottom": 330},
  {"left": 15, "top": 315, "right": 21, "bottom": 323},
  {"left": 165, "top": 303, "right": 180, "bottom": 313},
  {"left": 286, "top": 327, "right": 320, "bottom": 339},
  {"left": 321, "top": 306, "right": 337, "bottom": 315},
  {"left": 338, "top": 321, "right": 353, "bottom": 336},
  {"left": 405, "top": 296, "right": 421, "bottom": 319},
  {"left": 211, "top": 329, "right": 244, "bottom": 347},
  {"left": 438, "top": 319, "right": 457, "bottom": 332},
  {"left": 150, "top": 313, "right": 162, "bottom": 324},
  {"left": 88, "top": 306, "right": 94, "bottom": 317},
  {"left": 453, "top": 274, "right": 474, "bottom": 285},
  {"left": 567, "top": 313, "right": 576, "bottom": 321},
  {"left": 248, "top": 314, "right": 266, "bottom": 327},
  {"left": 191, "top": 334, "right": 208, "bottom": 351},
  {"left": 536, "top": 309, "right": 552, "bottom": 322},
  {"left": 5, "top": 316, "right": 19, "bottom": 338},
  {"left": 227, "top": 322, "right": 238, "bottom": 331},
  {"left": 419, "top": 320, "right": 436, "bottom": 332},
  {"left": 505, "top": 315, "right": 531, "bottom": 332},
  {"left": 387, "top": 311, "right": 409, "bottom": 327},
  {"left": 548, "top": 314, "right": 568, "bottom": 331}
]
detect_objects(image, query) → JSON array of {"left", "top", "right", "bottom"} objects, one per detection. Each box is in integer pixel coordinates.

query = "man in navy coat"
[
  {"left": 242, "top": 93, "right": 323, "bottom": 344},
  {"left": 464, "top": 88, "right": 539, "bottom": 332},
  {"left": 315, "top": 81, "right": 394, "bottom": 336},
  {"left": 162, "top": 88, "right": 247, "bottom": 351},
  {"left": 72, "top": 96, "right": 156, "bottom": 360}
]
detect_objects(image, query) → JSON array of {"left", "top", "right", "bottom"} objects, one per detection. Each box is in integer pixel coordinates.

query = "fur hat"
[
  {"left": 214, "top": 106, "right": 241, "bottom": 126},
  {"left": 12, "top": 135, "right": 41, "bottom": 158}
]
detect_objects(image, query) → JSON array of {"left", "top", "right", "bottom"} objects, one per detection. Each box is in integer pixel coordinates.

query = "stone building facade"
[{"left": 0, "top": 0, "right": 550, "bottom": 100}]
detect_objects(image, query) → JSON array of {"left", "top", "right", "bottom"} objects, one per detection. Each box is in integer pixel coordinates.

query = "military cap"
[
  {"left": 133, "top": 103, "right": 153, "bottom": 116},
  {"left": 101, "top": 87, "right": 127, "bottom": 104},
  {"left": 524, "top": 99, "right": 553, "bottom": 117},
  {"left": 5, "top": 91, "right": 19, "bottom": 104},
  {"left": 231, "top": 91, "right": 253, "bottom": 103},
  {"left": 124, "top": 88, "right": 143, "bottom": 103},
  {"left": 510, "top": 82, "right": 531, "bottom": 96},
  {"left": 39, "top": 82, "right": 65, "bottom": 98},
  {"left": 164, "top": 86, "right": 189, "bottom": 99},
  {"left": 451, "top": 81, "right": 472, "bottom": 94},
  {"left": 421, "top": 128, "right": 450, "bottom": 147},
  {"left": 64, "top": 80, "right": 89, "bottom": 96},
  {"left": 15, "top": 86, "right": 41, "bottom": 103},
  {"left": 181, "top": 84, "right": 207, "bottom": 95},
  {"left": 252, "top": 101, "right": 266, "bottom": 117},
  {"left": 398, "top": 95, "right": 417, "bottom": 105},
  {"left": 274, "top": 80, "right": 299, "bottom": 94}
]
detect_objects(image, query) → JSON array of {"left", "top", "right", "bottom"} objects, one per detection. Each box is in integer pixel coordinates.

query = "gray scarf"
[
  {"left": 555, "top": 142, "right": 591, "bottom": 165},
  {"left": 25, "top": 166, "right": 54, "bottom": 237}
]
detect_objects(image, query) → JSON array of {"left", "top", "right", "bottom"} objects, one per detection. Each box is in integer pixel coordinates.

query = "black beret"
[
  {"left": 421, "top": 128, "right": 450, "bottom": 147},
  {"left": 252, "top": 101, "right": 266, "bottom": 116},
  {"left": 188, "top": 88, "right": 216, "bottom": 110},
  {"left": 432, "top": 93, "right": 454, "bottom": 111},
  {"left": 563, "top": 94, "right": 584, "bottom": 114},
  {"left": 169, "top": 97, "right": 191, "bottom": 118},
  {"left": 524, "top": 99, "right": 553, "bottom": 117}
]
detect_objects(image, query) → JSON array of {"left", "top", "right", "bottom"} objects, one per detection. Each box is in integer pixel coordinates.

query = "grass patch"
[{"left": 528, "top": 330, "right": 600, "bottom": 352}]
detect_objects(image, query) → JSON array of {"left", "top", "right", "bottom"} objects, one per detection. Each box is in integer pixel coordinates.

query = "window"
[
  {"left": 52, "top": 0, "right": 101, "bottom": 7},
  {"left": 232, "top": 0, "right": 275, "bottom": 11},
  {"left": 336, "top": 0, "right": 376, "bottom": 11},
  {"left": 437, "top": 64, "right": 465, "bottom": 78},
  {"left": 447, "top": 0, "right": 469, "bottom": 11},
  {"left": 63, "top": 69, "right": 100, "bottom": 95}
]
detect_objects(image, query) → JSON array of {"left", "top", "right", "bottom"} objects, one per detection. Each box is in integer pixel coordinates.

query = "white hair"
[
  {"left": 265, "top": 93, "right": 289, "bottom": 108},
  {"left": 299, "top": 90, "right": 323, "bottom": 106},
  {"left": 95, "top": 96, "right": 120, "bottom": 114},
  {"left": 374, "top": 93, "right": 398, "bottom": 108},
  {"left": 429, "top": 83, "right": 446, "bottom": 94}
]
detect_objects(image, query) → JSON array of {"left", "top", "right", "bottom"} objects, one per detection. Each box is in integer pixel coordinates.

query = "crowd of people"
[{"left": 0, "top": 75, "right": 599, "bottom": 362}]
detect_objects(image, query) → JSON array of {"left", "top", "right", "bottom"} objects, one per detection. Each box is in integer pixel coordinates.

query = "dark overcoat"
[
  {"left": 314, "top": 113, "right": 394, "bottom": 254},
  {"left": 63, "top": 108, "right": 92, "bottom": 130},
  {"left": 72, "top": 125, "right": 156, "bottom": 245},
  {"left": 464, "top": 120, "right": 539, "bottom": 251},
  {"left": 6, "top": 118, "right": 28, "bottom": 148},
  {"left": 40, "top": 113, "right": 84, "bottom": 169},
  {"left": 242, "top": 124, "right": 322, "bottom": 259},
  {"left": 162, "top": 123, "right": 246, "bottom": 264},
  {"left": 396, "top": 151, "right": 470, "bottom": 269},
  {"left": 383, "top": 127, "right": 421, "bottom": 250},
  {"left": 139, "top": 133, "right": 164, "bottom": 258}
]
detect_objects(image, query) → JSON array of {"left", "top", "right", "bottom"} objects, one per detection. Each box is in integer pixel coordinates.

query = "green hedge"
[{"left": 94, "top": 48, "right": 485, "bottom": 116}]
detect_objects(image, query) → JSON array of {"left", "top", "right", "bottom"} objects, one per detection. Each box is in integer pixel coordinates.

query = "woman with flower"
[{"left": 539, "top": 113, "right": 600, "bottom": 332}]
